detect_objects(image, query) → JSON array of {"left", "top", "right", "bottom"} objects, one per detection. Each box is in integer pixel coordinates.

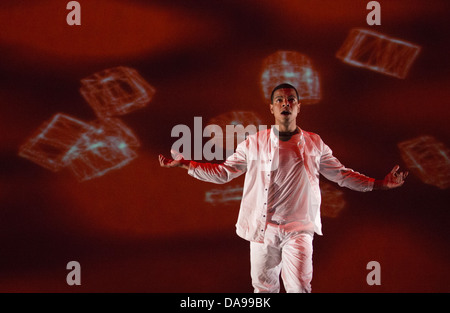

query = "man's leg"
[
  {"left": 280, "top": 232, "right": 314, "bottom": 293},
  {"left": 250, "top": 241, "right": 282, "bottom": 293}
]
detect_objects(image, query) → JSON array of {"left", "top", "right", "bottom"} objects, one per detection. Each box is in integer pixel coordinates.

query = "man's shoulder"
[
  {"left": 302, "top": 130, "right": 325, "bottom": 153},
  {"left": 302, "top": 129, "right": 322, "bottom": 142}
]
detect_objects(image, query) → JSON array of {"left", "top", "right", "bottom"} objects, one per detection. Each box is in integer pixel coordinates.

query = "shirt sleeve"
[
  {"left": 319, "top": 140, "right": 374, "bottom": 192},
  {"left": 187, "top": 139, "right": 248, "bottom": 184}
]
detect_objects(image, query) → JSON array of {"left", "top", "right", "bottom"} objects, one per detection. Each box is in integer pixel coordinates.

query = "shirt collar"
[{"left": 270, "top": 125, "right": 304, "bottom": 147}]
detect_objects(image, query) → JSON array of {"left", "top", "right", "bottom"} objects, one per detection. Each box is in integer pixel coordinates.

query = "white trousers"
[{"left": 250, "top": 229, "right": 314, "bottom": 293}]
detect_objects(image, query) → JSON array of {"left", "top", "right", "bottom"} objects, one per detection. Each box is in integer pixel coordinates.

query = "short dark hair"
[{"left": 270, "top": 83, "right": 299, "bottom": 103}]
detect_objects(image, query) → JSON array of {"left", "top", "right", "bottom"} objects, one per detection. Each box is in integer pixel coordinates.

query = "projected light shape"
[
  {"left": 89, "top": 118, "right": 141, "bottom": 148},
  {"left": 207, "top": 111, "right": 263, "bottom": 159},
  {"left": 80, "top": 66, "right": 156, "bottom": 117},
  {"left": 64, "top": 118, "right": 140, "bottom": 182},
  {"left": 18, "top": 113, "right": 94, "bottom": 172},
  {"left": 205, "top": 185, "right": 244, "bottom": 206},
  {"left": 398, "top": 135, "right": 450, "bottom": 189},
  {"left": 336, "top": 28, "right": 421, "bottom": 79},
  {"left": 260, "top": 51, "right": 321, "bottom": 104},
  {"left": 320, "top": 181, "right": 346, "bottom": 218}
]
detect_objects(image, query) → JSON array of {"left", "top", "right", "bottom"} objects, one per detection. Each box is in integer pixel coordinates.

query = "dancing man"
[{"left": 159, "top": 83, "right": 408, "bottom": 293}]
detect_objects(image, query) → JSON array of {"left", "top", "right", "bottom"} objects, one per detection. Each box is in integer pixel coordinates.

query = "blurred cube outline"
[
  {"left": 80, "top": 66, "right": 156, "bottom": 117},
  {"left": 65, "top": 118, "right": 139, "bottom": 182},
  {"left": 398, "top": 135, "right": 450, "bottom": 189},
  {"left": 336, "top": 28, "right": 421, "bottom": 79},
  {"left": 260, "top": 50, "right": 321, "bottom": 104},
  {"left": 18, "top": 113, "right": 94, "bottom": 172},
  {"left": 19, "top": 65, "right": 154, "bottom": 181},
  {"left": 205, "top": 185, "right": 244, "bottom": 206},
  {"left": 19, "top": 114, "right": 140, "bottom": 181},
  {"left": 319, "top": 181, "right": 346, "bottom": 218}
]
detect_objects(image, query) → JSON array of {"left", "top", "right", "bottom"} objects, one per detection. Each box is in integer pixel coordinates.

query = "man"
[{"left": 158, "top": 83, "right": 408, "bottom": 293}]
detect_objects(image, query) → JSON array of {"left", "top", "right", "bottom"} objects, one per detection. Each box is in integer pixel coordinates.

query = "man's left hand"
[{"left": 374, "top": 165, "right": 409, "bottom": 190}]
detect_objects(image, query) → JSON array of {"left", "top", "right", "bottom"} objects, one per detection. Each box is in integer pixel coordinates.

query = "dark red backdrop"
[{"left": 0, "top": 0, "right": 448, "bottom": 292}]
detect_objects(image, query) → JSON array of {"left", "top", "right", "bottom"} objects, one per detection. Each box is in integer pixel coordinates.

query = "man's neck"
[
  {"left": 274, "top": 125, "right": 299, "bottom": 141},
  {"left": 275, "top": 122, "right": 297, "bottom": 133}
]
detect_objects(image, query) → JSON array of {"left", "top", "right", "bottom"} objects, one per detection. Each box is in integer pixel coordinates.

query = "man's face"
[{"left": 270, "top": 88, "right": 301, "bottom": 126}]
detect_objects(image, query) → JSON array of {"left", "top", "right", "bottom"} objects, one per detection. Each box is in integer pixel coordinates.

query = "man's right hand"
[{"left": 158, "top": 154, "right": 190, "bottom": 170}]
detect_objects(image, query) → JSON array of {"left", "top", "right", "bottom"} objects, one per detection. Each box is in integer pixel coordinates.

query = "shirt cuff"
[
  {"left": 187, "top": 161, "right": 197, "bottom": 176},
  {"left": 367, "top": 178, "right": 375, "bottom": 191}
]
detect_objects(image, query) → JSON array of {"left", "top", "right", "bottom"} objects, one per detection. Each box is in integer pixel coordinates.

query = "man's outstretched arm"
[{"left": 158, "top": 139, "right": 248, "bottom": 184}]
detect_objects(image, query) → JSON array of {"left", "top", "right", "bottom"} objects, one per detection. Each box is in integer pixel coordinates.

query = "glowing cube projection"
[
  {"left": 336, "top": 28, "right": 421, "bottom": 79},
  {"left": 64, "top": 118, "right": 140, "bottom": 181},
  {"left": 18, "top": 113, "right": 94, "bottom": 172},
  {"left": 207, "top": 111, "right": 263, "bottom": 159},
  {"left": 398, "top": 135, "right": 450, "bottom": 189},
  {"left": 88, "top": 118, "right": 140, "bottom": 148},
  {"left": 205, "top": 185, "right": 244, "bottom": 206},
  {"left": 19, "top": 114, "right": 140, "bottom": 181},
  {"left": 80, "top": 66, "right": 155, "bottom": 117},
  {"left": 320, "top": 181, "right": 346, "bottom": 218},
  {"left": 260, "top": 51, "right": 321, "bottom": 104}
]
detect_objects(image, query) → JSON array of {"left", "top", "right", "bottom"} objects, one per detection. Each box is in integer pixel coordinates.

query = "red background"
[{"left": 0, "top": 0, "right": 449, "bottom": 292}]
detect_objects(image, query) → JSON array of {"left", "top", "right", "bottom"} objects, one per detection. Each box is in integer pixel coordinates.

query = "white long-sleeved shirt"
[
  {"left": 266, "top": 131, "right": 314, "bottom": 234},
  {"left": 188, "top": 127, "right": 374, "bottom": 242}
]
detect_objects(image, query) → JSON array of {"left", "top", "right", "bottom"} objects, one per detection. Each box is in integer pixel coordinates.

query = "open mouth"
[{"left": 281, "top": 111, "right": 291, "bottom": 115}]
